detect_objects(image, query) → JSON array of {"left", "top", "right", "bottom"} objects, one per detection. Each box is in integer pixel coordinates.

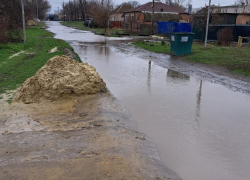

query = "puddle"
[
  {"left": 0, "top": 115, "right": 44, "bottom": 135},
  {"left": 46, "top": 21, "right": 250, "bottom": 180}
]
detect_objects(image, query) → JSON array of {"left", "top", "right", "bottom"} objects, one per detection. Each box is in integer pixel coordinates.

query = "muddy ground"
[
  {"left": 0, "top": 92, "right": 181, "bottom": 180},
  {"left": 123, "top": 41, "right": 250, "bottom": 94}
]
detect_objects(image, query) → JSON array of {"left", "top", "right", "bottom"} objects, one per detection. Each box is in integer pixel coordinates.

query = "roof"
[
  {"left": 143, "top": 12, "right": 183, "bottom": 22},
  {"left": 111, "top": 4, "right": 134, "bottom": 14},
  {"left": 124, "top": 2, "right": 185, "bottom": 13},
  {"left": 212, "top": 5, "right": 250, "bottom": 9}
]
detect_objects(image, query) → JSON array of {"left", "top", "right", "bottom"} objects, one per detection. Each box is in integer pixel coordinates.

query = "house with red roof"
[
  {"left": 122, "top": 2, "right": 189, "bottom": 25},
  {"left": 120, "top": 2, "right": 190, "bottom": 34}
]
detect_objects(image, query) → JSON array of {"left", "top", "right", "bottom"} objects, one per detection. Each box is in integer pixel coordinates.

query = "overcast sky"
[{"left": 49, "top": 0, "right": 239, "bottom": 13}]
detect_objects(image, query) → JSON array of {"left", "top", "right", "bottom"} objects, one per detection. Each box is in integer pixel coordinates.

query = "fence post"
[{"left": 238, "top": 36, "right": 242, "bottom": 47}]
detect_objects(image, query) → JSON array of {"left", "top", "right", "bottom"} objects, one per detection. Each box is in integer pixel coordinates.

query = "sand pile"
[
  {"left": 27, "top": 20, "right": 37, "bottom": 26},
  {"left": 14, "top": 55, "right": 107, "bottom": 104}
]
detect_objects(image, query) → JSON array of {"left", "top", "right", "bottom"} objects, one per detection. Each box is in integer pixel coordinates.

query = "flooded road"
[{"left": 46, "top": 21, "right": 250, "bottom": 180}]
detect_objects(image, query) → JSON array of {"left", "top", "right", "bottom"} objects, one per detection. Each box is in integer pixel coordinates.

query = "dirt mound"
[
  {"left": 27, "top": 20, "right": 37, "bottom": 26},
  {"left": 13, "top": 55, "right": 107, "bottom": 104}
]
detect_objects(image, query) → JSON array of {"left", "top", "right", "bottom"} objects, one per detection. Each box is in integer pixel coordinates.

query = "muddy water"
[{"left": 46, "top": 21, "right": 250, "bottom": 180}]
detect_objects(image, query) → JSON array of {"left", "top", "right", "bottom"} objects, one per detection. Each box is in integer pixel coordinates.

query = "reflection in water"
[
  {"left": 98, "top": 40, "right": 110, "bottom": 59},
  {"left": 147, "top": 61, "right": 152, "bottom": 95},
  {"left": 167, "top": 69, "right": 190, "bottom": 80},
  {"left": 196, "top": 80, "right": 202, "bottom": 123}
]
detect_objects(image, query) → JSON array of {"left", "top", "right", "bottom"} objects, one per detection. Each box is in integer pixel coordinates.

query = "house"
[
  {"left": 192, "top": 6, "right": 250, "bottom": 41},
  {"left": 122, "top": 2, "right": 187, "bottom": 24},
  {"left": 211, "top": 4, "right": 250, "bottom": 14},
  {"left": 121, "top": 2, "right": 189, "bottom": 34},
  {"left": 109, "top": 4, "right": 134, "bottom": 29},
  {"left": 211, "top": 4, "right": 250, "bottom": 25}
]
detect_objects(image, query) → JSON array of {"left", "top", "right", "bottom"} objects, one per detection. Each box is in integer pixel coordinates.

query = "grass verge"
[
  {"left": 133, "top": 40, "right": 171, "bottom": 54},
  {"left": 133, "top": 40, "right": 250, "bottom": 76},
  {"left": 60, "top": 21, "right": 125, "bottom": 37},
  {"left": 0, "top": 22, "right": 80, "bottom": 98}
]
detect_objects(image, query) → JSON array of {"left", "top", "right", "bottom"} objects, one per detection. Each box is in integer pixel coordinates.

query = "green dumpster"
[{"left": 170, "top": 33, "right": 195, "bottom": 56}]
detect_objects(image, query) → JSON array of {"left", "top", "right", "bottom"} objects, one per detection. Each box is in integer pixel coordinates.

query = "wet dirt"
[
  {"left": 13, "top": 55, "right": 107, "bottom": 103},
  {"left": 44, "top": 22, "right": 250, "bottom": 180},
  {"left": 0, "top": 92, "right": 180, "bottom": 180}
]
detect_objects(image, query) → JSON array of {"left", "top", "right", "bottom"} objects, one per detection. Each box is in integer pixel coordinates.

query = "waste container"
[{"left": 170, "top": 32, "right": 195, "bottom": 56}]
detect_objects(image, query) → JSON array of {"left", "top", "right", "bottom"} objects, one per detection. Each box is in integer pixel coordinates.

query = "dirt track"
[{"left": 0, "top": 92, "right": 181, "bottom": 180}]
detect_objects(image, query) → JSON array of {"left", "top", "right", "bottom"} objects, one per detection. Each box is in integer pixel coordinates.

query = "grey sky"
[{"left": 49, "top": 0, "right": 238, "bottom": 13}]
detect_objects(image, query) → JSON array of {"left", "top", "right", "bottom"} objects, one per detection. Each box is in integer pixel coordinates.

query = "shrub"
[
  {"left": 217, "top": 27, "right": 233, "bottom": 46},
  {"left": 0, "top": 18, "right": 8, "bottom": 43}
]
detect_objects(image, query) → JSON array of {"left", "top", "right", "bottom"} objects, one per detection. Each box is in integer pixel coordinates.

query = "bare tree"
[
  {"left": 235, "top": 0, "right": 249, "bottom": 5},
  {"left": 0, "top": 0, "right": 28, "bottom": 43},
  {"left": 128, "top": 1, "right": 140, "bottom": 8},
  {"left": 193, "top": 7, "right": 224, "bottom": 42},
  {"left": 162, "top": 0, "right": 192, "bottom": 10},
  {"left": 24, "top": 0, "right": 51, "bottom": 20},
  {"left": 78, "top": 0, "right": 87, "bottom": 20},
  {"left": 92, "top": 0, "right": 114, "bottom": 30}
]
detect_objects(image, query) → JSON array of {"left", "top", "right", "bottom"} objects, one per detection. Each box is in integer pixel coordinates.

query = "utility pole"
[
  {"left": 21, "top": 0, "right": 26, "bottom": 43},
  {"left": 151, "top": 0, "right": 154, "bottom": 35},
  {"left": 63, "top": 0, "right": 65, "bottom": 21},
  {"left": 36, "top": 0, "right": 38, "bottom": 19},
  {"left": 204, "top": 0, "right": 211, "bottom": 47}
]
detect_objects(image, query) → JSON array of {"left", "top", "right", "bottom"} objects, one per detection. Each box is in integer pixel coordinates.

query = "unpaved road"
[
  {"left": 1, "top": 21, "right": 250, "bottom": 180},
  {"left": 45, "top": 22, "right": 250, "bottom": 180},
  {"left": 0, "top": 92, "right": 180, "bottom": 180}
]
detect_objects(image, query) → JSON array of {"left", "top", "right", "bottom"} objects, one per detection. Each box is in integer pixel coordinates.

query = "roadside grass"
[
  {"left": 133, "top": 40, "right": 250, "bottom": 76},
  {"left": 61, "top": 21, "right": 125, "bottom": 37},
  {"left": 0, "top": 22, "right": 79, "bottom": 98},
  {"left": 133, "top": 40, "right": 171, "bottom": 54}
]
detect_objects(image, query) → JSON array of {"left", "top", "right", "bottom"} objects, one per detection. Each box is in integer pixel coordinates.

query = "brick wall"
[
  {"left": 180, "top": 14, "right": 193, "bottom": 22},
  {"left": 236, "top": 14, "right": 250, "bottom": 25}
]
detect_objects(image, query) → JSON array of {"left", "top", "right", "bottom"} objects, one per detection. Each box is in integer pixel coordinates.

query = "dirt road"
[{"left": 0, "top": 92, "right": 181, "bottom": 180}]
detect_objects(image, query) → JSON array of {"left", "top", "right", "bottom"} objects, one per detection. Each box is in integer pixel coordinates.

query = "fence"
[
  {"left": 192, "top": 25, "right": 250, "bottom": 42},
  {"left": 123, "top": 22, "right": 157, "bottom": 35},
  {"left": 157, "top": 22, "right": 191, "bottom": 35},
  {"left": 110, "top": 21, "right": 123, "bottom": 29}
]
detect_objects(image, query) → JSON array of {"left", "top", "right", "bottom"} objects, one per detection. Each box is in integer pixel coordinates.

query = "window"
[
  {"left": 131, "top": 15, "right": 134, "bottom": 22},
  {"left": 161, "top": 9, "right": 163, "bottom": 12},
  {"left": 125, "top": 15, "right": 128, "bottom": 22}
]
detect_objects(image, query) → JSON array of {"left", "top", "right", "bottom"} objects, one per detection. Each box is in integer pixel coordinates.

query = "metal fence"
[
  {"left": 123, "top": 22, "right": 157, "bottom": 35},
  {"left": 192, "top": 25, "right": 250, "bottom": 42}
]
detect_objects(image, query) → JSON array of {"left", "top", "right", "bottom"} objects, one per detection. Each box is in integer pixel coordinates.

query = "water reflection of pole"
[
  {"left": 104, "top": 39, "right": 108, "bottom": 56},
  {"left": 196, "top": 80, "right": 203, "bottom": 122},
  {"left": 147, "top": 61, "right": 152, "bottom": 95}
]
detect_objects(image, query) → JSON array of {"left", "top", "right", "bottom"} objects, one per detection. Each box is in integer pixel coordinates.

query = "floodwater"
[{"left": 46, "top": 21, "right": 250, "bottom": 180}]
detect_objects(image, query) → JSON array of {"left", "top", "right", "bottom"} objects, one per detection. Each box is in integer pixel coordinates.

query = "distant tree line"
[
  {"left": 0, "top": 0, "right": 51, "bottom": 43},
  {"left": 160, "top": 0, "right": 192, "bottom": 10},
  {"left": 62, "top": 0, "right": 141, "bottom": 28}
]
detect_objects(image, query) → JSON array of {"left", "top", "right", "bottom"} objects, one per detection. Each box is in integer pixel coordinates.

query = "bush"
[
  {"left": 217, "top": 27, "right": 233, "bottom": 46},
  {"left": 0, "top": 18, "right": 8, "bottom": 43}
]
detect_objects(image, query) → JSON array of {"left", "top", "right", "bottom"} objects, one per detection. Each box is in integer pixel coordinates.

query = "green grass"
[
  {"left": 133, "top": 41, "right": 250, "bottom": 76},
  {"left": 0, "top": 22, "right": 79, "bottom": 96},
  {"left": 60, "top": 21, "right": 125, "bottom": 37},
  {"left": 133, "top": 40, "right": 171, "bottom": 54}
]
